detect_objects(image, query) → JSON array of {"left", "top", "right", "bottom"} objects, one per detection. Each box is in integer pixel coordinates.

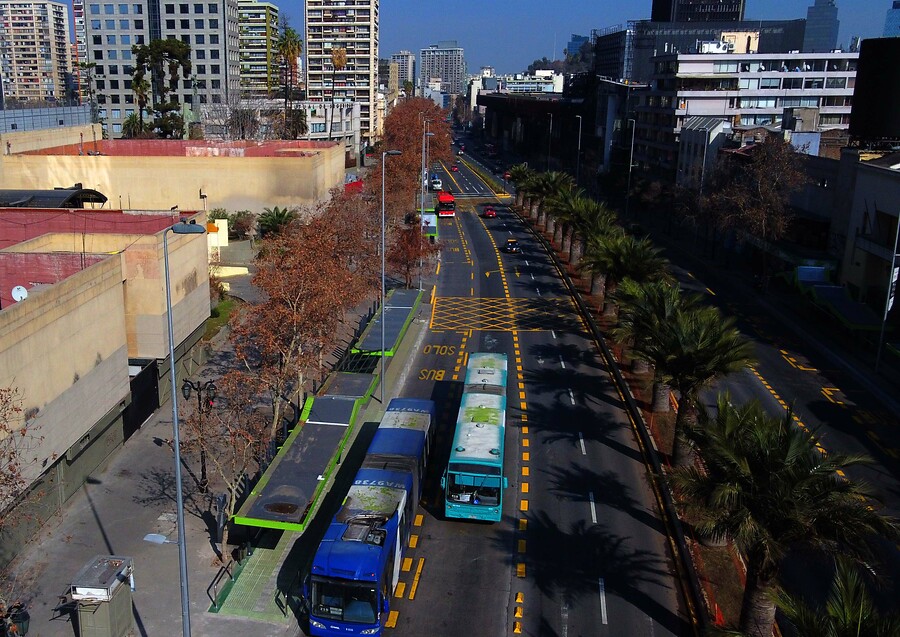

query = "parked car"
[{"left": 502, "top": 238, "right": 521, "bottom": 254}]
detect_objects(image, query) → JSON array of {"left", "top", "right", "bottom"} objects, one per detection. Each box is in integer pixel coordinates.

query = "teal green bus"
[
  {"left": 442, "top": 353, "right": 508, "bottom": 522},
  {"left": 417, "top": 193, "right": 438, "bottom": 241}
]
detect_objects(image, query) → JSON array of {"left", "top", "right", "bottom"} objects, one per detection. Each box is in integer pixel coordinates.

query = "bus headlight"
[
  {"left": 309, "top": 619, "right": 325, "bottom": 629},
  {"left": 360, "top": 629, "right": 379, "bottom": 635}
]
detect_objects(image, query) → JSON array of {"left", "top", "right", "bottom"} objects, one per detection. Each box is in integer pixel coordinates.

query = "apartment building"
[
  {"left": 81, "top": 0, "right": 240, "bottom": 138},
  {"left": 652, "top": 0, "right": 746, "bottom": 22},
  {"left": 420, "top": 40, "right": 465, "bottom": 95},
  {"left": 389, "top": 49, "right": 414, "bottom": 89},
  {"left": 633, "top": 50, "right": 857, "bottom": 176},
  {"left": 305, "top": 0, "right": 379, "bottom": 145},
  {"left": 238, "top": 0, "right": 278, "bottom": 98},
  {"left": 0, "top": 0, "right": 73, "bottom": 105}
]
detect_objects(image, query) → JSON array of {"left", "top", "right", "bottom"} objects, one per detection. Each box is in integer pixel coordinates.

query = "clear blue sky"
[{"left": 278, "top": 0, "right": 888, "bottom": 75}]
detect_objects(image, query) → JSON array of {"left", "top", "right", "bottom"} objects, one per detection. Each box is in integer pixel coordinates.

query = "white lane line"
[
  {"left": 551, "top": 330, "right": 557, "bottom": 339},
  {"left": 568, "top": 388, "right": 576, "bottom": 405},
  {"left": 561, "top": 603, "right": 569, "bottom": 637},
  {"left": 508, "top": 230, "right": 513, "bottom": 235},
  {"left": 599, "top": 578, "right": 608, "bottom": 624},
  {"left": 559, "top": 355, "right": 566, "bottom": 369},
  {"left": 589, "top": 491, "right": 598, "bottom": 524},
  {"left": 525, "top": 260, "right": 530, "bottom": 266},
  {"left": 578, "top": 431, "right": 586, "bottom": 455},
  {"left": 536, "top": 287, "right": 542, "bottom": 296}
]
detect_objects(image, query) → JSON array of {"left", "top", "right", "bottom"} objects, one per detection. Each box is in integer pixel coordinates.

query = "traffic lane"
[
  {"left": 440, "top": 158, "right": 490, "bottom": 196},
  {"left": 436, "top": 215, "right": 476, "bottom": 298},
  {"left": 460, "top": 208, "right": 518, "bottom": 301},
  {"left": 518, "top": 327, "right": 689, "bottom": 637}
]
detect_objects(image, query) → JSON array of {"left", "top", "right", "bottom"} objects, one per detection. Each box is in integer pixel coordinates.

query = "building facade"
[
  {"left": 420, "top": 40, "right": 466, "bottom": 95},
  {"left": 238, "top": 0, "right": 278, "bottom": 99},
  {"left": 0, "top": 0, "right": 73, "bottom": 105},
  {"left": 803, "top": 0, "right": 839, "bottom": 52},
  {"left": 633, "top": 50, "right": 858, "bottom": 176},
  {"left": 390, "top": 49, "right": 414, "bottom": 89},
  {"left": 305, "top": 0, "right": 379, "bottom": 145},
  {"left": 651, "top": 0, "right": 746, "bottom": 22},
  {"left": 886, "top": 1, "right": 900, "bottom": 37},
  {"left": 81, "top": 0, "right": 241, "bottom": 138}
]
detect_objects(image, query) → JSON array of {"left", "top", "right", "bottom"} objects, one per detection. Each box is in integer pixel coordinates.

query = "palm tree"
[
  {"left": 508, "top": 163, "right": 534, "bottom": 208},
  {"left": 258, "top": 206, "right": 297, "bottom": 237},
  {"left": 581, "top": 232, "right": 669, "bottom": 308},
  {"left": 122, "top": 113, "right": 144, "bottom": 138},
  {"left": 569, "top": 199, "right": 617, "bottom": 268},
  {"left": 132, "top": 75, "right": 150, "bottom": 131},
  {"left": 544, "top": 184, "right": 585, "bottom": 249},
  {"left": 774, "top": 556, "right": 900, "bottom": 637},
  {"left": 328, "top": 46, "right": 347, "bottom": 141},
  {"left": 535, "top": 172, "right": 573, "bottom": 228},
  {"left": 277, "top": 23, "right": 302, "bottom": 133},
  {"left": 611, "top": 279, "right": 699, "bottom": 410},
  {"left": 578, "top": 226, "right": 626, "bottom": 296},
  {"left": 673, "top": 394, "right": 900, "bottom": 637},
  {"left": 659, "top": 306, "right": 755, "bottom": 464}
]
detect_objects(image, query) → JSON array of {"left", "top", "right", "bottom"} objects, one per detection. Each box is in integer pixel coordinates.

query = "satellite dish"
[{"left": 11, "top": 285, "right": 28, "bottom": 302}]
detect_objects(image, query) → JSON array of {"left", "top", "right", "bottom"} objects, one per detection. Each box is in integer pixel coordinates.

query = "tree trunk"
[
  {"left": 602, "top": 300, "right": 617, "bottom": 319},
  {"left": 546, "top": 215, "right": 555, "bottom": 240},
  {"left": 561, "top": 226, "right": 571, "bottom": 256},
  {"left": 631, "top": 357, "right": 650, "bottom": 374},
  {"left": 650, "top": 379, "right": 670, "bottom": 413},
  {"left": 739, "top": 561, "right": 778, "bottom": 637},
  {"left": 589, "top": 272, "right": 605, "bottom": 296},
  {"left": 671, "top": 395, "right": 696, "bottom": 466},
  {"left": 516, "top": 191, "right": 524, "bottom": 208},
  {"left": 552, "top": 221, "right": 563, "bottom": 248},
  {"left": 570, "top": 235, "right": 582, "bottom": 268},
  {"left": 530, "top": 198, "right": 539, "bottom": 221}
]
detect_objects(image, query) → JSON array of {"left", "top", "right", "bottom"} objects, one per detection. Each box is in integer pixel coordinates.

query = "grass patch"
[{"left": 204, "top": 297, "right": 240, "bottom": 341}]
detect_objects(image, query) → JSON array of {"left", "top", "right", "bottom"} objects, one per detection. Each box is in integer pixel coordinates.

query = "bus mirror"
[
  {"left": 503, "top": 477, "right": 509, "bottom": 488},
  {"left": 440, "top": 477, "right": 445, "bottom": 489}
]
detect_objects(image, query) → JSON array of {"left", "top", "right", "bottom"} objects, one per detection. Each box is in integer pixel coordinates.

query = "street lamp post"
[
  {"left": 381, "top": 150, "right": 402, "bottom": 403},
  {"left": 181, "top": 379, "right": 217, "bottom": 492},
  {"left": 625, "top": 118, "right": 636, "bottom": 218},
  {"left": 547, "top": 112, "right": 553, "bottom": 171},
  {"left": 163, "top": 219, "right": 207, "bottom": 637},
  {"left": 419, "top": 125, "right": 434, "bottom": 291},
  {"left": 575, "top": 115, "right": 583, "bottom": 186}
]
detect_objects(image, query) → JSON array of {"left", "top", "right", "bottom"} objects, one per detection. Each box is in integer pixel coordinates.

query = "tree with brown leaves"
[
  {"left": 0, "top": 387, "right": 42, "bottom": 532},
  {"left": 388, "top": 226, "right": 440, "bottom": 289}
]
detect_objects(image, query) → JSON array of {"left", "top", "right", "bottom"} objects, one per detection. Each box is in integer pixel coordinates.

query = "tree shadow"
[{"left": 522, "top": 364, "right": 626, "bottom": 414}]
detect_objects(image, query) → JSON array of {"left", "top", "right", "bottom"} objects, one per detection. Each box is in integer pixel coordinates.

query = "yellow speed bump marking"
[
  {"left": 386, "top": 610, "right": 399, "bottom": 627},
  {"left": 515, "top": 606, "right": 524, "bottom": 618},
  {"left": 522, "top": 426, "right": 529, "bottom": 434},
  {"left": 522, "top": 467, "right": 530, "bottom": 477},
  {"left": 522, "top": 452, "right": 530, "bottom": 461},
  {"left": 522, "top": 438, "right": 530, "bottom": 447},
  {"left": 518, "top": 518, "right": 527, "bottom": 531},
  {"left": 408, "top": 558, "right": 425, "bottom": 600},
  {"left": 521, "top": 482, "right": 529, "bottom": 493}
]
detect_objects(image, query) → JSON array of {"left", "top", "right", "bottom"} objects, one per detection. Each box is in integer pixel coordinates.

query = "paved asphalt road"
[{"left": 384, "top": 193, "right": 692, "bottom": 636}]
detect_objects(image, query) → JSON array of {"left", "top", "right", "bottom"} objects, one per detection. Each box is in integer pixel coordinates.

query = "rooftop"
[{"left": 21, "top": 139, "right": 338, "bottom": 158}]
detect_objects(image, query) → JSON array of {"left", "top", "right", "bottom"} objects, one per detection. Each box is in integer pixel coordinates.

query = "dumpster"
[{"left": 70, "top": 556, "right": 134, "bottom": 637}]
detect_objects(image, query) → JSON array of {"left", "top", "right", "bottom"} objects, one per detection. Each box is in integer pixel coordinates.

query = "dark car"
[
  {"left": 502, "top": 238, "right": 521, "bottom": 254},
  {"left": 483, "top": 206, "right": 497, "bottom": 218}
]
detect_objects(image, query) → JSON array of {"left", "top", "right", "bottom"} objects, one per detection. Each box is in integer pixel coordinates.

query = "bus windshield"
[
  {"left": 310, "top": 578, "right": 378, "bottom": 624},
  {"left": 446, "top": 471, "right": 501, "bottom": 506}
]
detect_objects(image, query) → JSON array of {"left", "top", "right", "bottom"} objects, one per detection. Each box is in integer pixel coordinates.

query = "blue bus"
[
  {"left": 307, "top": 398, "right": 435, "bottom": 637},
  {"left": 442, "top": 353, "right": 508, "bottom": 522}
]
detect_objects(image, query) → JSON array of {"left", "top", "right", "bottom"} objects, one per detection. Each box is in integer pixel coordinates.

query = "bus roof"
[
  {"left": 465, "top": 352, "right": 508, "bottom": 391},
  {"left": 366, "top": 428, "right": 427, "bottom": 460},
  {"left": 387, "top": 397, "right": 436, "bottom": 417},
  {"left": 450, "top": 393, "right": 506, "bottom": 463},
  {"left": 339, "top": 468, "right": 410, "bottom": 518}
]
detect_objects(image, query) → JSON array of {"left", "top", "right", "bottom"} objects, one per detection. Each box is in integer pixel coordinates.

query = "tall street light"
[
  {"left": 575, "top": 115, "right": 583, "bottom": 186},
  {"left": 163, "top": 218, "right": 206, "bottom": 637},
  {"left": 625, "top": 118, "right": 636, "bottom": 218},
  {"left": 419, "top": 127, "right": 434, "bottom": 291},
  {"left": 547, "top": 112, "right": 553, "bottom": 171},
  {"left": 381, "top": 150, "right": 401, "bottom": 403},
  {"left": 181, "top": 379, "right": 217, "bottom": 492}
]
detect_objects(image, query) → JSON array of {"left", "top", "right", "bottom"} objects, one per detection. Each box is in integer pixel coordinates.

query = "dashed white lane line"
[
  {"left": 568, "top": 388, "right": 576, "bottom": 405},
  {"left": 589, "top": 491, "right": 598, "bottom": 524},
  {"left": 559, "top": 355, "right": 566, "bottom": 369},
  {"left": 551, "top": 330, "right": 557, "bottom": 339},
  {"left": 599, "top": 578, "right": 608, "bottom": 624},
  {"left": 578, "top": 431, "right": 586, "bottom": 455}
]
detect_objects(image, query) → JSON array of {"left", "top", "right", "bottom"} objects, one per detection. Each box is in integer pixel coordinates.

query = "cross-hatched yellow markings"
[
  {"left": 517, "top": 539, "right": 526, "bottom": 553},
  {"left": 409, "top": 534, "right": 419, "bottom": 548},
  {"left": 408, "top": 558, "right": 425, "bottom": 600},
  {"left": 430, "top": 296, "right": 580, "bottom": 331},
  {"left": 520, "top": 499, "right": 529, "bottom": 511},
  {"left": 394, "top": 582, "right": 406, "bottom": 598},
  {"left": 519, "top": 519, "right": 527, "bottom": 531},
  {"left": 386, "top": 610, "right": 399, "bottom": 627},
  {"left": 516, "top": 563, "right": 526, "bottom": 577}
]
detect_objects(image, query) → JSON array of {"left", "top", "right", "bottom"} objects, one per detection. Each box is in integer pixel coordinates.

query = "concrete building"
[
  {"left": 1, "top": 139, "right": 346, "bottom": 211},
  {"left": 420, "top": 40, "right": 466, "bottom": 95},
  {"left": 506, "top": 70, "right": 564, "bottom": 94},
  {"left": 305, "top": 0, "right": 379, "bottom": 146},
  {"left": 593, "top": 19, "right": 806, "bottom": 83},
  {"left": 632, "top": 50, "right": 857, "bottom": 177},
  {"left": 238, "top": 0, "right": 279, "bottom": 99},
  {"left": 803, "top": 0, "right": 840, "bottom": 52},
  {"left": 567, "top": 34, "right": 589, "bottom": 56},
  {"left": 390, "top": 49, "right": 415, "bottom": 90},
  {"left": 651, "top": 0, "right": 746, "bottom": 22},
  {"left": 81, "top": 0, "right": 241, "bottom": 138},
  {"left": 0, "top": 0, "right": 73, "bottom": 105},
  {"left": 676, "top": 116, "right": 732, "bottom": 191},
  {"left": 886, "top": 1, "right": 900, "bottom": 37}
]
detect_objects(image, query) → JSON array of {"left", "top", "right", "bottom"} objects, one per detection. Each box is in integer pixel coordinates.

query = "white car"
[{"left": 431, "top": 178, "right": 443, "bottom": 191}]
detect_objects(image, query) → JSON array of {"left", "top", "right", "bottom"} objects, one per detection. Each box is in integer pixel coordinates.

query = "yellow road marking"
[
  {"left": 522, "top": 467, "right": 530, "bottom": 476},
  {"left": 518, "top": 518, "right": 527, "bottom": 531},
  {"left": 516, "top": 592, "right": 524, "bottom": 603},
  {"left": 521, "top": 482, "right": 529, "bottom": 493},
  {"left": 522, "top": 451, "right": 530, "bottom": 461},
  {"left": 386, "top": 610, "right": 399, "bottom": 627},
  {"left": 517, "top": 539, "right": 526, "bottom": 553},
  {"left": 522, "top": 438, "right": 530, "bottom": 447},
  {"left": 520, "top": 499, "right": 529, "bottom": 511},
  {"left": 402, "top": 557, "right": 413, "bottom": 572},
  {"left": 516, "top": 563, "right": 526, "bottom": 578},
  {"left": 436, "top": 262, "right": 441, "bottom": 275},
  {"left": 409, "top": 534, "right": 418, "bottom": 548},
  {"left": 394, "top": 582, "right": 406, "bottom": 598},
  {"left": 515, "top": 606, "right": 524, "bottom": 618},
  {"left": 408, "top": 558, "right": 425, "bottom": 600},
  {"left": 414, "top": 514, "right": 423, "bottom": 526},
  {"left": 522, "top": 426, "right": 528, "bottom": 434}
]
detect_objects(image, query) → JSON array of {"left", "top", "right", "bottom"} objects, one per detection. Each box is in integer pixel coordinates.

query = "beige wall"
[
  {"left": 0, "top": 256, "right": 130, "bottom": 487},
  {"left": 0, "top": 124, "right": 101, "bottom": 157},
  {"left": 0, "top": 144, "right": 344, "bottom": 213}
]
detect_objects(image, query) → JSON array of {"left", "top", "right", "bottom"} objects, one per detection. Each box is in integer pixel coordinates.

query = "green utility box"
[{"left": 70, "top": 556, "right": 134, "bottom": 637}]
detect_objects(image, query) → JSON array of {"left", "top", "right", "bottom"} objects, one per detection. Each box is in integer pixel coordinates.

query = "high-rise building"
[
  {"left": 390, "top": 50, "right": 415, "bottom": 90},
  {"left": 885, "top": 1, "right": 900, "bottom": 37},
  {"left": 651, "top": 0, "right": 746, "bottom": 22},
  {"left": 305, "top": 0, "right": 379, "bottom": 144},
  {"left": 567, "top": 34, "right": 589, "bottom": 57},
  {"left": 420, "top": 40, "right": 466, "bottom": 95},
  {"left": 238, "top": 0, "right": 279, "bottom": 98},
  {"left": 803, "top": 0, "right": 840, "bottom": 52},
  {"left": 0, "top": 0, "right": 73, "bottom": 104},
  {"left": 81, "top": 0, "right": 241, "bottom": 138}
]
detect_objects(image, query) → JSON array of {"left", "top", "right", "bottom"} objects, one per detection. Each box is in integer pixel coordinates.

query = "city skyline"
[{"left": 272, "top": 0, "right": 887, "bottom": 75}]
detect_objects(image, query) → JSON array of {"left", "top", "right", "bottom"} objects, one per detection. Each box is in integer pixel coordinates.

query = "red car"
[
  {"left": 483, "top": 206, "right": 497, "bottom": 218},
  {"left": 450, "top": 165, "right": 459, "bottom": 172}
]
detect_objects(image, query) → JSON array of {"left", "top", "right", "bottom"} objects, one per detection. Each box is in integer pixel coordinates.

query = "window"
[
  {"left": 124, "top": 79, "right": 132, "bottom": 89},
  {"left": 211, "top": 79, "right": 220, "bottom": 88},
  {"left": 180, "top": 19, "right": 189, "bottom": 28},
  {"left": 760, "top": 78, "right": 780, "bottom": 89},
  {"left": 179, "top": 3, "right": 188, "bottom": 11},
  {"left": 125, "top": 94, "right": 134, "bottom": 103},
  {"left": 108, "top": 65, "right": 118, "bottom": 74},
  {"left": 208, "top": 3, "right": 217, "bottom": 12},
  {"left": 211, "top": 64, "right": 220, "bottom": 74},
  {"left": 122, "top": 49, "right": 132, "bottom": 60},
  {"left": 91, "top": 19, "right": 101, "bottom": 28},
  {"left": 106, "top": 34, "right": 116, "bottom": 44},
  {"left": 782, "top": 77, "right": 802, "bottom": 90},
  {"left": 311, "top": 122, "right": 326, "bottom": 133},
  {"left": 181, "top": 35, "right": 190, "bottom": 43},
  {"left": 121, "top": 34, "right": 130, "bottom": 44},
  {"left": 120, "top": 19, "right": 129, "bottom": 28},
  {"left": 739, "top": 78, "right": 759, "bottom": 90},
  {"left": 118, "top": 3, "right": 127, "bottom": 13},
  {"left": 713, "top": 62, "right": 739, "bottom": 73},
  {"left": 89, "top": 3, "right": 100, "bottom": 14},
  {"left": 210, "top": 49, "right": 219, "bottom": 59},
  {"left": 194, "top": 3, "right": 202, "bottom": 11},
  {"left": 166, "top": 19, "right": 175, "bottom": 28},
  {"left": 209, "top": 18, "right": 217, "bottom": 28},
  {"left": 113, "top": 123, "right": 122, "bottom": 134},
  {"left": 825, "top": 77, "right": 846, "bottom": 89},
  {"left": 194, "top": 19, "right": 204, "bottom": 28},
  {"left": 196, "top": 64, "right": 206, "bottom": 74},
  {"left": 135, "top": 33, "right": 144, "bottom": 42},
  {"left": 112, "top": 108, "right": 121, "bottom": 118},
  {"left": 105, "top": 19, "right": 115, "bottom": 28},
  {"left": 110, "top": 80, "right": 119, "bottom": 89},
  {"left": 125, "top": 108, "right": 134, "bottom": 116},
  {"left": 93, "top": 35, "right": 102, "bottom": 45},
  {"left": 209, "top": 34, "right": 218, "bottom": 44},
  {"left": 803, "top": 78, "right": 824, "bottom": 90},
  {"left": 196, "top": 49, "right": 205, "bottom": 59},
  {"left": 165, "top": 3, "right": 174, "bottom": 12},
  {"left": 96, "top": 79, "right": 106, "bottom": 89},
  {"left": 104, "top": 3, "right": 114, "bottom": 13},
  {"left": 108, "top": 50, "right": 118, "bottom": 59},
  {"left": 93, "top": 50, "right": 104, "bottom": 60},
  {"left": 195, "top": 34, "right": 204, "bottom": 44},
  {"left": 132, "top": 4, "right": 142, "bottom": 13}
]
